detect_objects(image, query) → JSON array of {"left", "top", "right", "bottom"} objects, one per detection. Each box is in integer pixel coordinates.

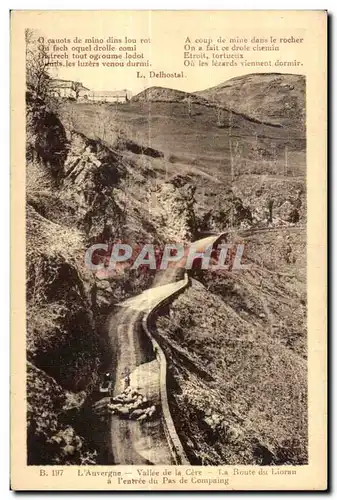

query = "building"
[
  {"left": 49, "top": 79, "right": 130, "bottom": 103},
  {"left": 49, "top": 79, "right": 89, "bottom": 99},
  {"left": 83, "top": 90, "right": 129, "bottom": 103}
]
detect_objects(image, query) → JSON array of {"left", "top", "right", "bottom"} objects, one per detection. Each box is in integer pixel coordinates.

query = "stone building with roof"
[
  {"left": 82, "top": 90, "right": 129, "bottom": 103},
  {"left": 49, "top": 79, "right": 89, "bottom": 99}
]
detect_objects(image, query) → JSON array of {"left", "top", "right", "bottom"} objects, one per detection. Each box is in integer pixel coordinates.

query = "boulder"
[
  {"left": 148, "top": 405, "right": 156, "bottom": 418},
  {"left": 130, "top": 408, "right": 146, "bottom": 420},
  {"left": 137, "top": 413, "right": 148, "bottom": 422},
  {"left": 62, "top": 444, "right": 76, "bottom": 456}
]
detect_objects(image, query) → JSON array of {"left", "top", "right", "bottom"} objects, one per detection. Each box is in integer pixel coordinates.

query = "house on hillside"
[
  {"left": 49, "top": 80, "right": 130, "bottom": 103},
  {"left": 83, "top": 90, "right": 130, "bottom": 103},
  {"left": 49, "top": 79, "right": 89, "bottom": 99}
]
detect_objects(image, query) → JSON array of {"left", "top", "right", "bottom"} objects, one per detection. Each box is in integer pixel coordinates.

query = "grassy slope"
[
  {"left": 61, "top": 97, "right": 306, "bottom": 229},
  {"left": 196, "top": 73, "right": 306, "bottom": 130},
  {"left": 155, "top": 229, "right": 307, "bottom": 465},
  {"left": 62, "top": 99, "right": 304, "bottom": 178}
]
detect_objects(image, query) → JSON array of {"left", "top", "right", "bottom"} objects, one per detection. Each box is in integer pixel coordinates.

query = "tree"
[
  {"left": 187, "top": 95, "right": 192, "bottom": 118},
  {"left": 229, "top": 110, "right": 235, "bottom": 182},
  {"left": 72, "top": 81, "right": 82, "bottom": 99},
  {"left": 216, "top": 105, "right": 224, "bottom": 127},
  {"left": 25, "top": 29, "right": 51, "bottom": 99}
]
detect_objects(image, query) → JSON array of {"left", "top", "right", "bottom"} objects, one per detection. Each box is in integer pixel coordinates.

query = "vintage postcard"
[{"left": 11, "top": 10, "right": 327, "bottom": 491}]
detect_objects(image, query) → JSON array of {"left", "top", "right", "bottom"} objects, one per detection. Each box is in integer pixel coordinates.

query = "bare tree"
[
  {"left": 216, "top": 105, "right": 224, "bottom": 127},
  {"left": 25, "top": 29, "right": 51, "bottom": 99},
  {"left": 72, "top": 81, "right": 83, "bottom": 99},
  {"left": 229, "top": 110, "right": 235, "bottom": 182},
  {"left": 187, "top": 95, "right": 192, "bottom": 118}
]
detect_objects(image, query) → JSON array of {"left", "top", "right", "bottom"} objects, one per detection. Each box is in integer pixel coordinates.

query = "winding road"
[
  {"left": 108, "top": 271, "right": 191, "bottom": 465},
  {"left": 106, "top": 225, "right": 303, "bottom": 464}
]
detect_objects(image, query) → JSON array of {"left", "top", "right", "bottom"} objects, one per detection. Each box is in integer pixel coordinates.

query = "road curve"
[
  {"left": 107, "top": 225, "right": 301, "bottom": 464},
  {"left": 109, "top": 304, "right": 174, "bottom": 465},
  {"left": 107, "top": 233, "right": 226, "bottom": 465},
  {"left": 108, "top": 275, "right": 191, "bottom": 464}
]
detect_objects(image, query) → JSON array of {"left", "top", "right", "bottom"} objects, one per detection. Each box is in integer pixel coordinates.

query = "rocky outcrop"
[
  {"left": 27, "top": 362, "right": 97, "bottom": 465},
  {"left": 232, "top": 177, "right": 305, "bottom": 226},
  {"left": 200, "top": 188, "right": 253, "bottom": 232},
  {"left": 26, "top": 92, "right": 68, "bottom": 183},
  {"left": 62, "top": 132, "right": 125, "bottom": 242},
  {"left": 148, "top": 176, "right": 197, "bottom": 242}
]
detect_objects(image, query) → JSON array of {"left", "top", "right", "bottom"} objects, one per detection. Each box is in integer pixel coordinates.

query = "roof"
[
  {"left": 50, "top": 80, "right": 75, "bottom": 89},
  {"left": 88, "top": 90, "right": 128, "bottom": 98},
  {"left": 50, "top": 79, "right": 73, "bottom": 84},
  {"left": 49, "top": 79, "right": 89, "bottom": 91}
]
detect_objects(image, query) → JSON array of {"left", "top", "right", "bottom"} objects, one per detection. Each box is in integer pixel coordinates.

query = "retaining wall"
[{"left": 141, "top": 273, "right": 190, "bottom": 465}]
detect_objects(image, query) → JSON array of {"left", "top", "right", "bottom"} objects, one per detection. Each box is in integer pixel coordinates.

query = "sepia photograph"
[
  {"left": 11, "top": 10, "right": 326, "bottom": 491},
  {"left": 25, "top": 29, "right": 307, "bottom": 469}
]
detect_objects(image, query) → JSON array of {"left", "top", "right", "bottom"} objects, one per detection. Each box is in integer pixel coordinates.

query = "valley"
[{"left": 26, "top": 70, "right": 307, "bottom": 466}]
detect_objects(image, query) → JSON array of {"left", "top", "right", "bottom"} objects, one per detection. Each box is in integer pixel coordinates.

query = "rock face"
[
  {"left": 200, "top": 188, "right": 253, "bottom": 232},
  {"left": 148, "top": 176, "right": 197, "bottom": 242},
  {"left": 63, "top": 132, "right": 125, "bottom": 242},
  {"left": 232, "top": 178, "right": 305, "bottom": 226},
  {"left": 26, "top": 205, "right": 100, "bottom": 393},
  {"left": 27, "top": 362, "right": 97, "bottom": 465},
  {"left": 26, "top": 92, "right": 68, "bottom": 183},
  {"left": 200, "top": 177, "right": 305, "bottom": 234},
  {"left": 26, "top": 203, "right": 102, "bottom": 465},
  {"left": 94, "top": 279, "right": 113, "bottom": 308},
  {"left": 26, "top": 95, "right": 113, "bottom": 465}
]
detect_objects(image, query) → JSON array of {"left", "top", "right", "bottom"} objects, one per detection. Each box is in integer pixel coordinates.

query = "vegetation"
[
  {"left": 155, "top": 243, "right": 307, "bottom": 465},
  {"left": 196, "top": 73, "right": 306, "bottom": 130}
]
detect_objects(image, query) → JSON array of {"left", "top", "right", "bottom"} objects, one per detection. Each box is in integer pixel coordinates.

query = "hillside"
[
  {"left": 155, "top": 271, "right": 307, "bottom": 466},
  {"left": 196, "top": 73, "right": 306, "bottom": 130},
  {"left": 62, "top": 84, "right": 305, "bottom": 210},
  {"left": 154, "top": 225, "right": 307, "bottom": 465},
  {"left": 132, "top": 86, "right": 210, "bottom": 106},
  {"left": 26, "top": 92, "right": 203, "bottom": 464},
  {"left": 132, "top": 86, "right": 189, "bottom": 102}
]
